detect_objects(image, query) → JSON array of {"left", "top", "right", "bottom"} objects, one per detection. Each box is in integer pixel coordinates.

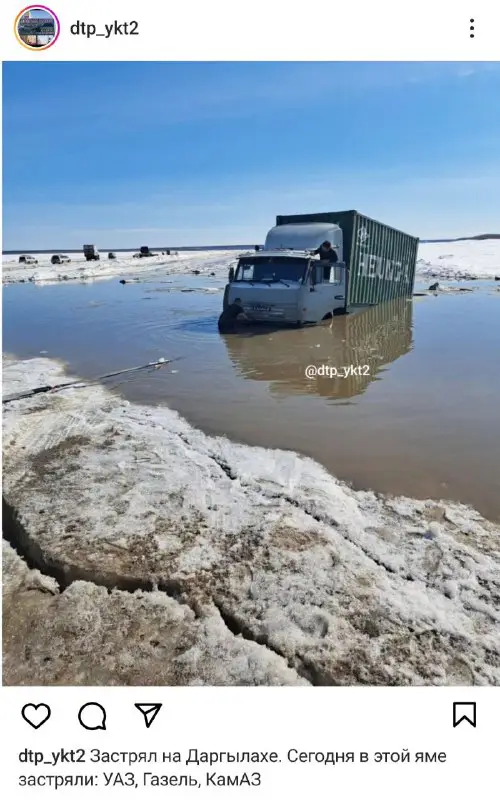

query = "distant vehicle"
[
  {"left": 108, "top": 252, "right": 116, "bottom": 259},
  {"left": 19, "top": 255, "right": 38, "bottom": 264},
  {"left": 51, "top": 254, "right": 71, "bottom": 265},
  {"left": 83, "top": 244, "right": 100, "bottom": 261},
  {"left": 218, "top": 210, "right": 419, "bottom": 330},
  {"left": 133, "top": 246, "right": 155, "bottom": 258}
]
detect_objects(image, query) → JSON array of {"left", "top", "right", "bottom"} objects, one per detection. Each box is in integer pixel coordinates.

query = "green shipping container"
[{"left": 275, "top": 210, "right": 419, "bottom": 308}]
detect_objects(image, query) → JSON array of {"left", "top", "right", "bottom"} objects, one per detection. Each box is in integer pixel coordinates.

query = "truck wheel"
[
  {"left": 218, "top": 310, "right": 237, "bottom": 333},
  {"left": 333, "top": 307, "right": 347, "bottom": 316}
]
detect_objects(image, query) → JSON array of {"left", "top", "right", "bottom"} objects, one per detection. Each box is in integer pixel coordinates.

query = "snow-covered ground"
[
  {"left": 3, "top": 356, "right": 499, "bottom": 686},
  {"left": 3, "top": 540, "right": 304, "bottom": 686},
  {"left": 2, "top": 250, "right": 238, "bottom": 286},
  {"left": 3, "top": 240, "right": 499, "bottom": 286},
  {"left": 416, "top": 239, "right": 500, "bottom": 281}
]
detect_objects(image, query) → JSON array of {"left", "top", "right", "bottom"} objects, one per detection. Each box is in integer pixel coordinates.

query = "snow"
[
  {"left": 3, "top": 542, "right": 305, "bottom": 686},
  {"left": 2, "top": 249, "right": 238, "bottom": 286},
  {"left": 3, "top": 356, "right": 499, "bottom": 686},
  {"left": 3, "top": 239, "right": 499, "bottom": 286},
  {"left": 416, "top": 239, "right": 500, "bottom": 280}
]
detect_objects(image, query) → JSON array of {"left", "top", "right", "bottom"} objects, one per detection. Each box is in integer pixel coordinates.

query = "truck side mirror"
[{"left": 228, "top": 267, "right": 235, "bottom": 283}]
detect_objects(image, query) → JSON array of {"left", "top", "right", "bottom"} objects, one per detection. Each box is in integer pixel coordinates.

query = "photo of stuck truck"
[{"left": 218, "top": 210, "right": 419, "bottom": 332}]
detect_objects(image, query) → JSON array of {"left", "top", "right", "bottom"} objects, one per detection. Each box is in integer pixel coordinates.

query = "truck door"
[
  {"left": 328, "top": 263, "right": 348, "bottom": 314},
  {"left": 305, "top": 262, "right": 347, "bottom": 321},
  {"left": 302, "top": 262, "right": 331, "bottom": 322}
]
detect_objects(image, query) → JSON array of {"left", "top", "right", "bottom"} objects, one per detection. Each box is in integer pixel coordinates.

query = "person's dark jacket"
[{"left": 314, "top": 246, "right": 338, "bottom": 263}]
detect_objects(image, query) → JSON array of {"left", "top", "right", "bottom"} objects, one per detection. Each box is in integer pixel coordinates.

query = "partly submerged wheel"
[
  {"left": 218, "top": 307, "right": 237, "bottom": 333},
  {"left": 218, "top": 302, "right": 246, "bottom": 333}
]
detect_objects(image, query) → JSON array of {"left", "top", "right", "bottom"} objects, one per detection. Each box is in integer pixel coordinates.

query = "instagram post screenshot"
[{"left": 1, "top": 0, "right": 499, "bottom": 796}]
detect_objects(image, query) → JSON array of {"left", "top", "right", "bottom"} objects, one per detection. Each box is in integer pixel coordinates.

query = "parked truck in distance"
[
  {"left": 133, "top": 246, "right": 155, "bottom": 258},
  {"left": 218, "top": 210, "right": 419, "bottom": 331},
  {"left": 83, "top": 244, "right": 100, "bottom": 261}
]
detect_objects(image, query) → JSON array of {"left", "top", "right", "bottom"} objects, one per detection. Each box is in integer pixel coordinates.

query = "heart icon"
[{"left": 21, "top": 703, "right": 51, "bottom": 729}]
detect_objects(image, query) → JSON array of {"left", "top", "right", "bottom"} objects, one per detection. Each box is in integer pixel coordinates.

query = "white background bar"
[
  {"left": 1, "top": 0, "right": 499, "bottom": 60},
  {"left": 2, "top": 687, "right": 496, "bottom": 797}
]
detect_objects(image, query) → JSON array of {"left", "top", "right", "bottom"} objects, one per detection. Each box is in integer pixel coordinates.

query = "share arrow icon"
[{"left": 135, "top": 703, "right": 162, "bottom": 729}]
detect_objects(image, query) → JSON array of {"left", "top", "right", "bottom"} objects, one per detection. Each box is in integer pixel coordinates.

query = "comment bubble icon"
[{"left": 78, "top": 702, "right": 106, "bottom": 731}]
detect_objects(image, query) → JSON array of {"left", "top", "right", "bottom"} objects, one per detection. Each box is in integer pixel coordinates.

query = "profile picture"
[{"left": 15, "top": 5, "right": 60, "bottom": 50}]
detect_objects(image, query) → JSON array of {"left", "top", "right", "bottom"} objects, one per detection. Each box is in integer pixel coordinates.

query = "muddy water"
[{"left": 3, "top": 276, "right": 500, "bottom": 520}]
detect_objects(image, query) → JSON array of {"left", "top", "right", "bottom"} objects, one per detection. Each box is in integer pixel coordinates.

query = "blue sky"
[{"left": 3, "top": 61, "right": 500, "bottom": 248}]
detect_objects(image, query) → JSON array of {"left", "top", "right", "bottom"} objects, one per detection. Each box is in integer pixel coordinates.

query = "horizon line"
[{"left": 4, "top": 233, "right": 500, "bottom": 255}]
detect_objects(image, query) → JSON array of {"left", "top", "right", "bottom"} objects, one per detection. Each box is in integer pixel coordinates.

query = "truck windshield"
[{"left": 235, "top": 256, "right": 307, "bottom": 283}]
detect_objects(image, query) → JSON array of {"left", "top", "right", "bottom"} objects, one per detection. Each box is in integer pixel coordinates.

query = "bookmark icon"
[{"left": 452, "top": 702, "right": 476, "bottom": 728}]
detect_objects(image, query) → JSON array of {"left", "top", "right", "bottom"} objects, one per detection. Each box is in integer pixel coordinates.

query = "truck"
[
  {"left": 218, "top": 210, "right": 419, "bottom": 331},
  {"left": 83, "top": 244, "right": 100, "bottom": 261},
  {"left": 133, "top": 246, "right": 155, "bottom": 258}
]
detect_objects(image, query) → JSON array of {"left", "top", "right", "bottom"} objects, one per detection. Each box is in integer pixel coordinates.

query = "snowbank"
[
  {"left": 416, "top": 240, "right": 500, "bottom": 281},
  {"left": 3, "top": 240, "right": 499, "bottom": 286},
  {"left": 3, "top": 356, "right": 499, "bottom": 686},
  {"left": 3, "top": 542, "right": 304, "bottom": 686},
  {"left": 2, "top": 250, "right": 237, "bottom": 286}
]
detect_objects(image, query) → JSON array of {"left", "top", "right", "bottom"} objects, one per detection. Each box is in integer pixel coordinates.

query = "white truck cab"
[{"left": 221, "top": 222, "right": 348, "bottom": 328}]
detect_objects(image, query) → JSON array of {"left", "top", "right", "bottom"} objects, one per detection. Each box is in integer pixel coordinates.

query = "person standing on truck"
[
  {"left": 314, "top": 240, "right": 338, "bottom": 263},
  {"left": 314, "top": 240, "right": 339, "bottom": 283}
]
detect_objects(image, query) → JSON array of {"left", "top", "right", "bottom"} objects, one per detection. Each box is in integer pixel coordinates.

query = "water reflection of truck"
[
  {"left": 219, "top": 210, "right": 418, "bottom": 330},
  {"left": 221, "top": 298, "right": 413, "bottom": 400}
]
